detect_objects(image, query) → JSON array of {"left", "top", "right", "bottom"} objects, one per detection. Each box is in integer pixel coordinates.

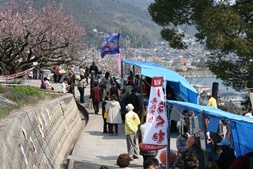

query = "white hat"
[
  {"left": 126, "top": 104, "right": 134, "bottom": 110},
  {"left": 217, "top": 139, "right": 231, "bottom": 147},
  {"left": 207, "top": 92, "right": 211, "bottom": 96}
]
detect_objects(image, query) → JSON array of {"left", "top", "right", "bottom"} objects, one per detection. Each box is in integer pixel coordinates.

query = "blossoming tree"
[{"left": 0, "top": 1, "right": 86, "bottom": 74}]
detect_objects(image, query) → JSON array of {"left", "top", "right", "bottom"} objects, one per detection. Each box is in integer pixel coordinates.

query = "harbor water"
[
  {"left": 185, "top": 76, "right": 242, "bottom": 94},
  {"left": 186, "top": 76, "right": 248, "bottom": 108}
]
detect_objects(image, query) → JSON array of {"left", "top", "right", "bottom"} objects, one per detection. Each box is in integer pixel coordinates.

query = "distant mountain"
[
  {"left": 118, "top": 0, "right": 154, "bottom": 10},
  {"left": 0, "top": 0, "right": 196, "bottom": 49},
  {"left": 59, "top": 0, "right": 161, "bottom": 48},
  {"left": 8, "top": 0, "right": 160, "bottom": 48}
]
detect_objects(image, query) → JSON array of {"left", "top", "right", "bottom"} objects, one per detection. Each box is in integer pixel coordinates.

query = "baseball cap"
[
  {"left": 207, "top": 93, "right": 211, "bottom": 96},
  {"left": 217, "top": 139, "right": 231, "bottom": 147}
]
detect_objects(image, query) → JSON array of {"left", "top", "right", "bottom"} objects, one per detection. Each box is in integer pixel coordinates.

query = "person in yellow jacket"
[
  {"left": 125, "top": 103, "right": 140, "bottom": 161},
  {"left": 207, "top": 93, "right": 217, "bottom": 108}
]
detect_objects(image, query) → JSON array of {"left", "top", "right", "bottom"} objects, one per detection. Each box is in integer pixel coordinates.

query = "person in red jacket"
[{"left": 90, "top": 81, "right": 103, "bottom": 114}]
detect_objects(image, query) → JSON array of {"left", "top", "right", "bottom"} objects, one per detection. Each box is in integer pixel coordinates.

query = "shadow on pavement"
[{"left": 76, "top": 101, "right": 89, "bottom": 126}]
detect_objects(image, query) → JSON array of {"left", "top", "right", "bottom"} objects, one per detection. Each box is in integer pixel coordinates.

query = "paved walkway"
[
  {"left": 23, "top": 79, "right": 179, "bottom": 169},
  {"left": 69, "top": 85, "right": 179, "bottom": 169}
]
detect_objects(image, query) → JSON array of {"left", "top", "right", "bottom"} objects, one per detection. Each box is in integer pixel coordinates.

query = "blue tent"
[
  {"left": 122, "top": 60, "right": 199, "bottom": 104},
  {"left": 167, "top": 100, "right": 253, "bottom": 157}
]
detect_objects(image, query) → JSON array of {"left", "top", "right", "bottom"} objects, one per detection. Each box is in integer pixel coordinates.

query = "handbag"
[
  {"left": 104, "top": 109, "right": 108, "bottom": 119},
  {"left": 100, "top": 81, "right": 107, "bottom": 89}
]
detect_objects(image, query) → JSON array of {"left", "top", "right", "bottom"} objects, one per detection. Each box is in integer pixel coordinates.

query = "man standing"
[
  {"left": 89, "top": 61, "right": 98, "bottom": 78},
  {"left": 89, "top": 70, "right": 96, "bottom": 93},
  {"left": 53, "top": 65, "right": 60, "bottom": 83},
  {"left": 78, "top": 76, "right": 87, "bottom": 103},
  {"left": 109, "top": 82, "right": 120, "bottom": 99},
  {"left": 90, "top": 81, "right": 103, "bottom": 114},
  {"left": 125, "top": 88, "right": 140, "bottom": 116},
  {"left": 67, "top": 69, "right": 76, "bottom": 96},
  {"left": 176, "top": 125, "right": 189, "bottom": 154},
  {"left": 125, "top": 104, "right": 140, "bottom": 161},
  {"left": 216, "top": 140, "right": 236, "bottom": 169},
  {"left": 207, "top": 93, "right": 217, "bottom": 108}
]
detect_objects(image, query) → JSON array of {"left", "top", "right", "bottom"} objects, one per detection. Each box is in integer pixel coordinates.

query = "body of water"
[
  {"left": 185, "top": 76, "right": 243, "bottom": 94},
  {"left": 186, "top": 76, "right": 248, "bottom": 107}
]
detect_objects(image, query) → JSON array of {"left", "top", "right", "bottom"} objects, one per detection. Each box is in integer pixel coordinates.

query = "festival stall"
[
  {"left": 122, "top": 60, "right": 253, "bottom": 168},
  {"left": 168, "top": 100, "right": 253, "bottom": 156},
  {"left": 121, "top": 60, "right": 199, "bottom": 104},
  {"left": 121, "top": 60, "right": 200, "bottom": 168}
]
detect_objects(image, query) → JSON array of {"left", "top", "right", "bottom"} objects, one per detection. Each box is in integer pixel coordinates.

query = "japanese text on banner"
[{"left": 142, "top": 77, "right": 168, "bottom": 150}]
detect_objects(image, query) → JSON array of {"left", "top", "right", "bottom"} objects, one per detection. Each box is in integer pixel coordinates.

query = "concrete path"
[
  {"left": 22, "top": 79, "right": 179, "bottom": 169},
  {"left": 69, "top": 85, "right": 179, "bottom": 169}
]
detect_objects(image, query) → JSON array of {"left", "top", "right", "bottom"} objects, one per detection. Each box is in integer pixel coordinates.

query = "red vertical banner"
[{"left": 142, "top": 77, "right": 168, "bottom": 150}]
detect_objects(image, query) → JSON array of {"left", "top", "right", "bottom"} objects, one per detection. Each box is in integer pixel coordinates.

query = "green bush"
[
  {"left": 0, "top": 106, "right": 10, "bottom": 118},
  {"left": 0, "top": 86, "right": 61, "bottom": 119},
  {"left": 0, "top": 85, "right": 7, "bottom": 93},
  {"left": 6, "top": 86, "right": 45, "bottom": 103}
]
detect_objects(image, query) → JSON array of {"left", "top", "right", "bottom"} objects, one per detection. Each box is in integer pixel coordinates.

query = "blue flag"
[{"left": 100, "top": 33, "right": 120, "bottom": 58}]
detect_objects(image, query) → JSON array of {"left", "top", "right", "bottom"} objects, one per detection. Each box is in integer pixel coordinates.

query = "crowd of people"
[
  {"left": 84, "top": 62, "right": 164, "bottom": 167},
  {"left": 37, "top": 61, "right": 253, "bottom": 169},
  {"left": 173, "top": 107, "right": 253, "bottom": 169}
]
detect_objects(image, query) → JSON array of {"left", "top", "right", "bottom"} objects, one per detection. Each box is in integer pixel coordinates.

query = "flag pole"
[{"left": 120, "top": 52, "right": 124, "bottom": 90}]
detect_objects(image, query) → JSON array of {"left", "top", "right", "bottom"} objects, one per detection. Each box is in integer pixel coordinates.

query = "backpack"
[
  {"left": 41, "top": 82, "right": 46, "bottom": 89},
  {"left": 100, "top": 77, "right": 107, "bottom": 89},
  {"left": 110, "top": 77, "right": 114, "bottom": 85},
  {"left": 43, "top": 83, "right": 47, "bottom": 89}
]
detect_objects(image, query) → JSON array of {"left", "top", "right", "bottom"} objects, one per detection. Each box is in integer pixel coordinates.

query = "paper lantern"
[
  {"left": 159, "top": 149, "right": 177, "bottom": 165},
  {"left": 186, "top": 135, "right": 195, "bottom": 148}
]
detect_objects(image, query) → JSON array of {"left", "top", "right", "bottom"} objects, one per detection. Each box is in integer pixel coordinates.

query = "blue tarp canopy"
[
  {"left": 122, "top": 60, "right": 199, "bottom": 104},
  {"left": 167, "top": 100, "right": 253, "bottom": 156}
]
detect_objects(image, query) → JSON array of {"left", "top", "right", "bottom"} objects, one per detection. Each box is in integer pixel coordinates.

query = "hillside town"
[
  {"left": 1, "top": 1, "right": 253, "bottom": 169},
  {"left": 81, "top": 37, "right": 214, "bottom": 79}
]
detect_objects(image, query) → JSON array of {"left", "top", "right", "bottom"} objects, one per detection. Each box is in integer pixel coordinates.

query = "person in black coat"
[
  {"left": 109, "top": 82, "right": 120, "bottom": 99},
  {"left": 119, "top": 89, "right": 128, "bottom": 122},
  {"left": 67, "top": 69, "right": 76, "bottom": 96},
  {"left": 216, "top": 139, "right": 236, "bottom": 169},
  {"left": 125, "top": 88, "right": 140, "bottom": 116},
  {"left": 89, "top": 61, "right": 98, "bottom": 77},
  {"left": 102, "top": 96, "right": 109, "bottom": 133}
]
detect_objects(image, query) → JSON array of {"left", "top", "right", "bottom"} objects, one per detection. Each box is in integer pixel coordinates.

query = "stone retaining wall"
[{"left": 0, "top": 94, "right": 83, "bottom": 169}]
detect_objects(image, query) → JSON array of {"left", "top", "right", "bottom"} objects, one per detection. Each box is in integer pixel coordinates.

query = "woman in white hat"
[{"left": 124, "top": 103, "right": 140, "bottom": 160}]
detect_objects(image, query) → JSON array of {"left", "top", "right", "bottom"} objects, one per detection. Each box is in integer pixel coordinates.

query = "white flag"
[{"left": 142, "top": 77, "right": 168, "bottom": 150}]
